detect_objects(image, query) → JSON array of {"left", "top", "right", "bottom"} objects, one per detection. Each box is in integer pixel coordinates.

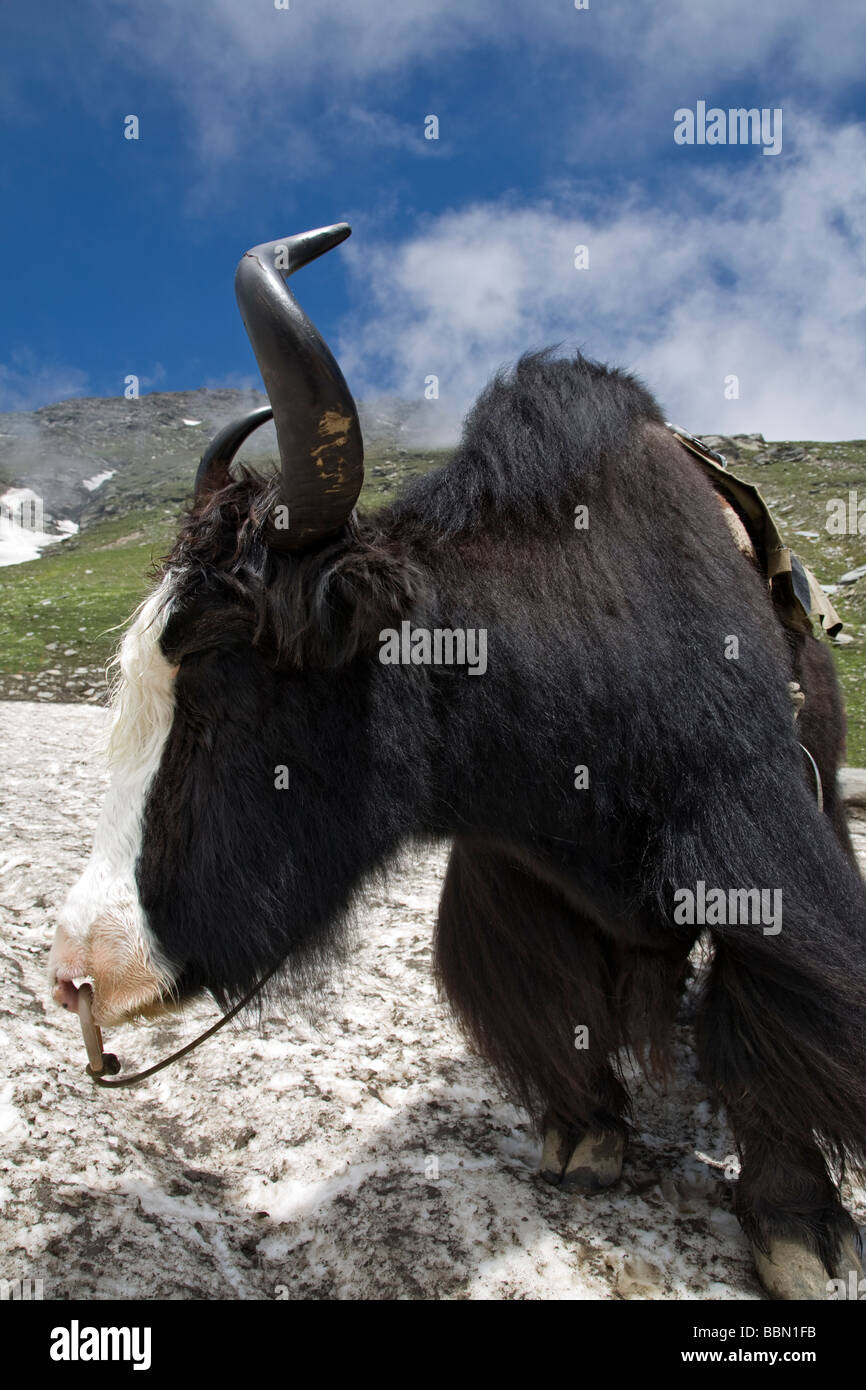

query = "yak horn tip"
[{"left": 239, "top": 223, "right": 352, "bottom": 282}]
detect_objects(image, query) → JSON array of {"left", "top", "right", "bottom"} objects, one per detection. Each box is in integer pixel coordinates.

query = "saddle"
[{"left": 667, "top": 424, "right": 843, "bottom": 639}]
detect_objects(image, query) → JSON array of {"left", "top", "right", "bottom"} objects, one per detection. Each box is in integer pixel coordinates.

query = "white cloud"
[
  {"left": 100, "top": 0, "right": 866, "bottom": 91},
  {"left": 631, "top": 0, "right": 866, "bottom": 86},
  {"left": 0, "top": 356, "right": 89, "bottom": 413},
  {"left": 90, "top": 0, "right": 866, "bottom": 172},
  {"left": 96, "top": 0, "right": 484, "bottom": 176},
  {"left": 336, "top": 118, "right": 866, "bottom": 441}
]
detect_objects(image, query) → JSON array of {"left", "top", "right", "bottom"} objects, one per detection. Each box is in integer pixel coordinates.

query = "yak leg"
[
  {"left": 733, "top": 1113, "right": 864, "bottom": 1300},
  {"left": 434, "top": 838, "right": 628, "bottom": 1191},
  {"left": 541, "top": 937, "right": 694, "bottom": 1190},
  {"left": 539, "top": 1102, "right": 625, "bottom": 1192},
  {"left": 698, "top": 939, "right": 866, "bottom": 1299}
]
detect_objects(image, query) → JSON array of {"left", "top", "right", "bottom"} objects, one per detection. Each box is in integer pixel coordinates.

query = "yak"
[{"left": 50, "top": 223, "right": 866, "bottom": 1300}]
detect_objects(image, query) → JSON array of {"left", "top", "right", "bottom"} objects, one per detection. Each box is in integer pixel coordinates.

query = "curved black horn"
[
  {"left": 233, "top": 223, "right": 364, "bottom": 549},
  {"left": 194, "top": 406, "right": 274, "bottom": 499}
]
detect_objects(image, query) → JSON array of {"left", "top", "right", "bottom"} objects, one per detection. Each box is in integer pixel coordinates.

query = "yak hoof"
[
  {"left": 540, "top": 1126, "right": 624, "bottom": 1192},
  {"left": 753, "top": 1234, "right": 865, "bottom": 1301}
]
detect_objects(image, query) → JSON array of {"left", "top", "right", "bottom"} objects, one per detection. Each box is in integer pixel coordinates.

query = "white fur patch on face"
[{"left": 49, "top": 573, "right": 179, "bottom": 1026}]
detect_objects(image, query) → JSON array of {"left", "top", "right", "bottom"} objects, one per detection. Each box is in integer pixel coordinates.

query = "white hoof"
[
  {"left": 540, "top": 1126, "right": 624, "bottom": 1192},
  {"left": 753, "top": 1233, "right": 865, "bottom": 1300}
]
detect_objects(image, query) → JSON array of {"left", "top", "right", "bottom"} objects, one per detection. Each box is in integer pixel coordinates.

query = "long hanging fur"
[{"left": 134, "top": 349, "right": 866, "bottom": 1260}]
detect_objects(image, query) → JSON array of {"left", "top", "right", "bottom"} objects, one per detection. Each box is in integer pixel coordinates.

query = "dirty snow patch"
[{"left": 81, "top": 470, "right": 116, "bottom": 492}]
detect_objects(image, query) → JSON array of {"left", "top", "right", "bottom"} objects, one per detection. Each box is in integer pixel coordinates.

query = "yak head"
[{"left": 50, "top": 225, "right": 421, "bottom": 1026}]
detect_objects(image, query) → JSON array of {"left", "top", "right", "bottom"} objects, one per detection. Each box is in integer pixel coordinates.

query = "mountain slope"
[{"left": 0, "top": 395, "right": 863, "bottom": 758}]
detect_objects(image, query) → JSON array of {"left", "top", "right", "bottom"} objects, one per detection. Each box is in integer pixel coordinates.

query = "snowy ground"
[
  {"left": 0, "top": 489, "right": 77, "bottom": 567},
  {"left": 1, "top": 702, "right": 864, "bottom": 1302}
]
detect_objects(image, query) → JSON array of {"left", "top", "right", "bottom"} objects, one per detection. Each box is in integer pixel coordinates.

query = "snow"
[
  {"left": 81, "top": 470, "right": 116, "bottom": 492},
  {"left": 0, "top": 700, "right": 863, "bottom": 1301},
  {"left": 0, "top": 489, "right": 76, "bottom": 567},
  {"left": 0, "top": 1085, "right": 26, "bottom": 1141}
]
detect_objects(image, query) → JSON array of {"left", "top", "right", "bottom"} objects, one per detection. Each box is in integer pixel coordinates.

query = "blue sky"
[{"left": 1, "top": 0, "right": 865, "bottom": 437}]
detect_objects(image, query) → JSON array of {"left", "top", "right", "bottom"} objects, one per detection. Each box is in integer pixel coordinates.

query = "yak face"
[
  {"left": 49, "top": 575, "right": 180, "bottom": 1025},
  {"left": 49, "top": 476, "right": 422, "bottom": 1027},
  {"left": 48, "top": 224, "right": 400, "bottom": 1026}
]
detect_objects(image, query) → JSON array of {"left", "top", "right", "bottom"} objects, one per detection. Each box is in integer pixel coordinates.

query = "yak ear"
[
  {"left": 319, "top": 540, "right": 424, "bottom": 661},
  {"left": 281, "top": 538, "right": 424, "bottom": 668}
]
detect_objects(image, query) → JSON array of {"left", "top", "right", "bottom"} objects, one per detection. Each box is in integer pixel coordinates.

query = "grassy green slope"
[{"left": 0, "top": 447, "right": 447, "bottom": 703}]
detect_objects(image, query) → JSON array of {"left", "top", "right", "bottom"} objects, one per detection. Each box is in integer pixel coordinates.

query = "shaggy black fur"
[{"left": 138, "top": 349, "right": 866, "bottom": 1276}]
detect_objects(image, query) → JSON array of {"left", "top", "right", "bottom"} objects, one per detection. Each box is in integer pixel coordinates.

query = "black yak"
[{"left": 50, "top": 224, "right": 866, "bottom": 1300}]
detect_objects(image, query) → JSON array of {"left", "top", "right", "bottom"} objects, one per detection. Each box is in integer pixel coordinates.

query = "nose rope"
[{"left": 77, "top": 962, "right": 282, "bottom": 1088}]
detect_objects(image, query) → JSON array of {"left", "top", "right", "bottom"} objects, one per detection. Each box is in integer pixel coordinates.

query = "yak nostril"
[{"left": 53, "top": 978, "right": 81, "bottom": 1013}]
